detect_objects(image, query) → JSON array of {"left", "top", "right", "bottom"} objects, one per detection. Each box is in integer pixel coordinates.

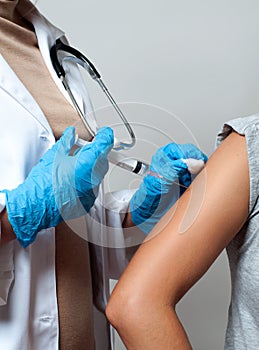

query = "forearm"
[
  {"left": 0, "top": 209, "right": 16, "bottom": 244},
  {"left": 147, "top": 308, "right": 192, "bottom": 350},
  {"left": 122, "top": 209, "right": 135, "bottom": 228},
  {"left": 111, "top": 303, "right": 192, "bottom": 350}
]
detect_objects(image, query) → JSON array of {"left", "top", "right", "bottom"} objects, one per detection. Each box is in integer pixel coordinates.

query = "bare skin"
[
  {"left": 0, "top": 205, "right": 137, "bottom": 245},
  {"left": 106, "top": 132, "right": 250, "bottom": 349},
  {"left": 0, "top": 209, "right": 16, "bottom": 243}
]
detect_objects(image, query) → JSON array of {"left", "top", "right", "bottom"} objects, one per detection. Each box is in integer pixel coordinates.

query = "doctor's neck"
[
  {"left": 0, "top": 0, "right": 20, "bottom": 22},
  {"left": 0, "top": 0, "right": 34, "bottom": 28}
]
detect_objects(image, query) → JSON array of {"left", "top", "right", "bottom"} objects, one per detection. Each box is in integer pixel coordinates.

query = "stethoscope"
[
  {"left": 50, "top": 39, "right": 205, "bottom": 182},
  {"left": 50, "top": 38, "right": 149, "bottom": 176}
]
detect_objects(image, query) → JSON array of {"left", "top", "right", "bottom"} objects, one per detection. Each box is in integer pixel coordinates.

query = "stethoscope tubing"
[
  {"left": 50, "top": 39, "right": 205, "bottom": 184},
  {"left": 50, "top": 38, "right": 136, "bottom": 150}
]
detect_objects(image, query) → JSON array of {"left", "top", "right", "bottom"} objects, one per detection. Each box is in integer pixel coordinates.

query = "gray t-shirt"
[{"left": 216, "top": 115, "right": 259, "bottom": 350}]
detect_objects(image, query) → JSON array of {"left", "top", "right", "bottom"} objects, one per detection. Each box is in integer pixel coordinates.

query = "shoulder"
[
  {"left": 216, "top": 114, "right": 259, "bottom": 217},
  {"left": 216, "top": 114, "right": 259, "bottom": 145}
]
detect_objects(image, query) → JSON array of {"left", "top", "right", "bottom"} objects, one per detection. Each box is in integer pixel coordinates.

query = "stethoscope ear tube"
[
  {"left": 50, "top": 38, "right": 101, "bottom": 80},
  {"left": 50, "top": 38, "right": 136, "bottom": 151},
  {"left": 50, "top": 39, "right": 66, "bottom": 78}
]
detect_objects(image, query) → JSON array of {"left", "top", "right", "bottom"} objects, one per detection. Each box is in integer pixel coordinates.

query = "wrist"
[
  {"left": 0, "top": 208, "right": 16, "bottom": 244},
  {"left": 3, "top": 187, "right": 61, "bottom": 248}
]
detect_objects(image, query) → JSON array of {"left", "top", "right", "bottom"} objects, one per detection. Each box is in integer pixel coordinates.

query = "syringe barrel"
[
  {"left": 75, "top": 136, "right": 150, "bottom": 176},
  {"left": 108, "top": 150, "right": 150, "bottom": 176}
]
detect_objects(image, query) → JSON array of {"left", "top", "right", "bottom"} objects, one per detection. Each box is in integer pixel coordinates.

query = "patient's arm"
[{"left": 106, "top": 131, "right": 249, "bottom": 350}]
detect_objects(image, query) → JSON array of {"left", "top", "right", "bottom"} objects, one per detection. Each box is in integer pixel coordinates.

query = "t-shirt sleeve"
[{"left": 216, "top": 115, "right": 259, "bottom": 217}]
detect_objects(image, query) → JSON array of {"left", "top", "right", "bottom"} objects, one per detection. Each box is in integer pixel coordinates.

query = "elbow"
[
  {"left": 105, "top": 294, "right": 119, "bottom": 329},
  {"left": 106, "top": 284, "right": 178, "bottom": 341},
  {"left": 106, "top": 290, "right": 143, "bottom": 336}
]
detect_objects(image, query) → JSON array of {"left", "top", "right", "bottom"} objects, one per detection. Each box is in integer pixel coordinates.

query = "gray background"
[{"left": 37, "top": 1, "right": 259, "bottom": 349}]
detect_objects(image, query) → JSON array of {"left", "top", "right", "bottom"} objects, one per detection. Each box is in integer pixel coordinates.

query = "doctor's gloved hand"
[
  {"left": 2, "top": 126, "right": 114, "bottom": 248},
  {"left": 129, "top": 143, "right": 208, "bottom": 234}
]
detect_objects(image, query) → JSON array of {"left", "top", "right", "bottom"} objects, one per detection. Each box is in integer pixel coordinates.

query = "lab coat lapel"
[
  {"left": 18, "top": 3, "right": 70, "bottom": 104},
  {"left": 0, "top": 54, "right": 53, "bottom": 136},
  {"left": 20, "top": 3, "right": 96, "bottom": 130}
]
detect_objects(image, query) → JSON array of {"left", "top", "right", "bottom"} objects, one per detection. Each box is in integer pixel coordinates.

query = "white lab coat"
[{"left": 0, "top": 3, "right": 138, "bottom": 349}]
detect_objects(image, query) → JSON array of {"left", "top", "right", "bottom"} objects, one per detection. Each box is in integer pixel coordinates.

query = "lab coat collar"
[
  {"left": 17, "top": 0, "right": 69, "bottom": 104},
  {"left": 0, "top": 1, "right": 90, "bottom": 140},
  {"left": 0, "top": 0, "right": 65, "bottom": 138},
  {"left": 17, "top": 0, "right": 65, "bottom": 42},
  {"left": 16, "top": 1, "right": 88, "bottom": 127}
]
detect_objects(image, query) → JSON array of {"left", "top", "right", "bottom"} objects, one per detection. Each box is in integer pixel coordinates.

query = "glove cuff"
[{"left": 129, "top": 175, "right": 182, "bottom": 235}]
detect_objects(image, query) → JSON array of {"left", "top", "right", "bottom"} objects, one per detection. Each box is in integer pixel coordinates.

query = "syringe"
[
  {"left": 75, "top": 136, "right": 150, "bottom": 177},
  {"left": 75, "top": 136, "right": 205, "bottom": 182},
  {"left": 107, "top": 148, "right": 150, "bottom": 176}
]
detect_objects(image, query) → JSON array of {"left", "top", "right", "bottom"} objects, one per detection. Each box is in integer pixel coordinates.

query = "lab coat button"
[
  {"left": 40, "top": 135, "right": 48, "bottom": 141},
  {"left": 39, "top": 315, "right": 53, "bottom": 324}
]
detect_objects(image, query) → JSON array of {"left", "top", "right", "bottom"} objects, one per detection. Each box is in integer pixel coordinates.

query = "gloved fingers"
[
  {"left": 73, "top": 127, "right": 113, "bottom": 190},
  {"left": 179, "top": 171, "right": 192, "bottom": 189},
  {"left": 92, "top": 127, "right": 114, "bottom": 156},
  {"left": 56, "top": 126, "right": 76, "bottom": 155},
  {"left": 170, "top": 158, "right": 189, "bottom": 176},
  {"left": 80, "top": 126, "right": 114, "bottom": 159},
  {"left": 40, "top": 126, "right": 76, "bottom": 171},
  {"left": 178, "top": 143, "right": 208, "bottom": 163},
  {"left": 181, "top": 158, "right": 205, "bottom": 175},
  {"left": 42, "top": 127, "right": 75, "bottom": 167},
  {"left": 161, "top": 143, "right": 188, "bottom": 160},
  {"left": 160, "top": 143, "right": 208, "bottom": 163},
  {"left": 149, "top": 147, "right": 188, "bottom": 182},
  {"left": 149, "top": 142, "right": 208, "bottom": 182}
]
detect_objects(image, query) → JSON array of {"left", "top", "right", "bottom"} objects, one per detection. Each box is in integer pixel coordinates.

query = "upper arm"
[{"left": 111, "top": 131, "right": 250, "bottom": 306}]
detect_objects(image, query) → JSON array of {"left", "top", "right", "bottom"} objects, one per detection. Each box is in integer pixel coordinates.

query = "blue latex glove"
[
  {"left": 2, "top": 126, "right": 114, "bottom": 248},
  {"left": 129, "top": 143, "right": 208, "bottom": 234}
]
